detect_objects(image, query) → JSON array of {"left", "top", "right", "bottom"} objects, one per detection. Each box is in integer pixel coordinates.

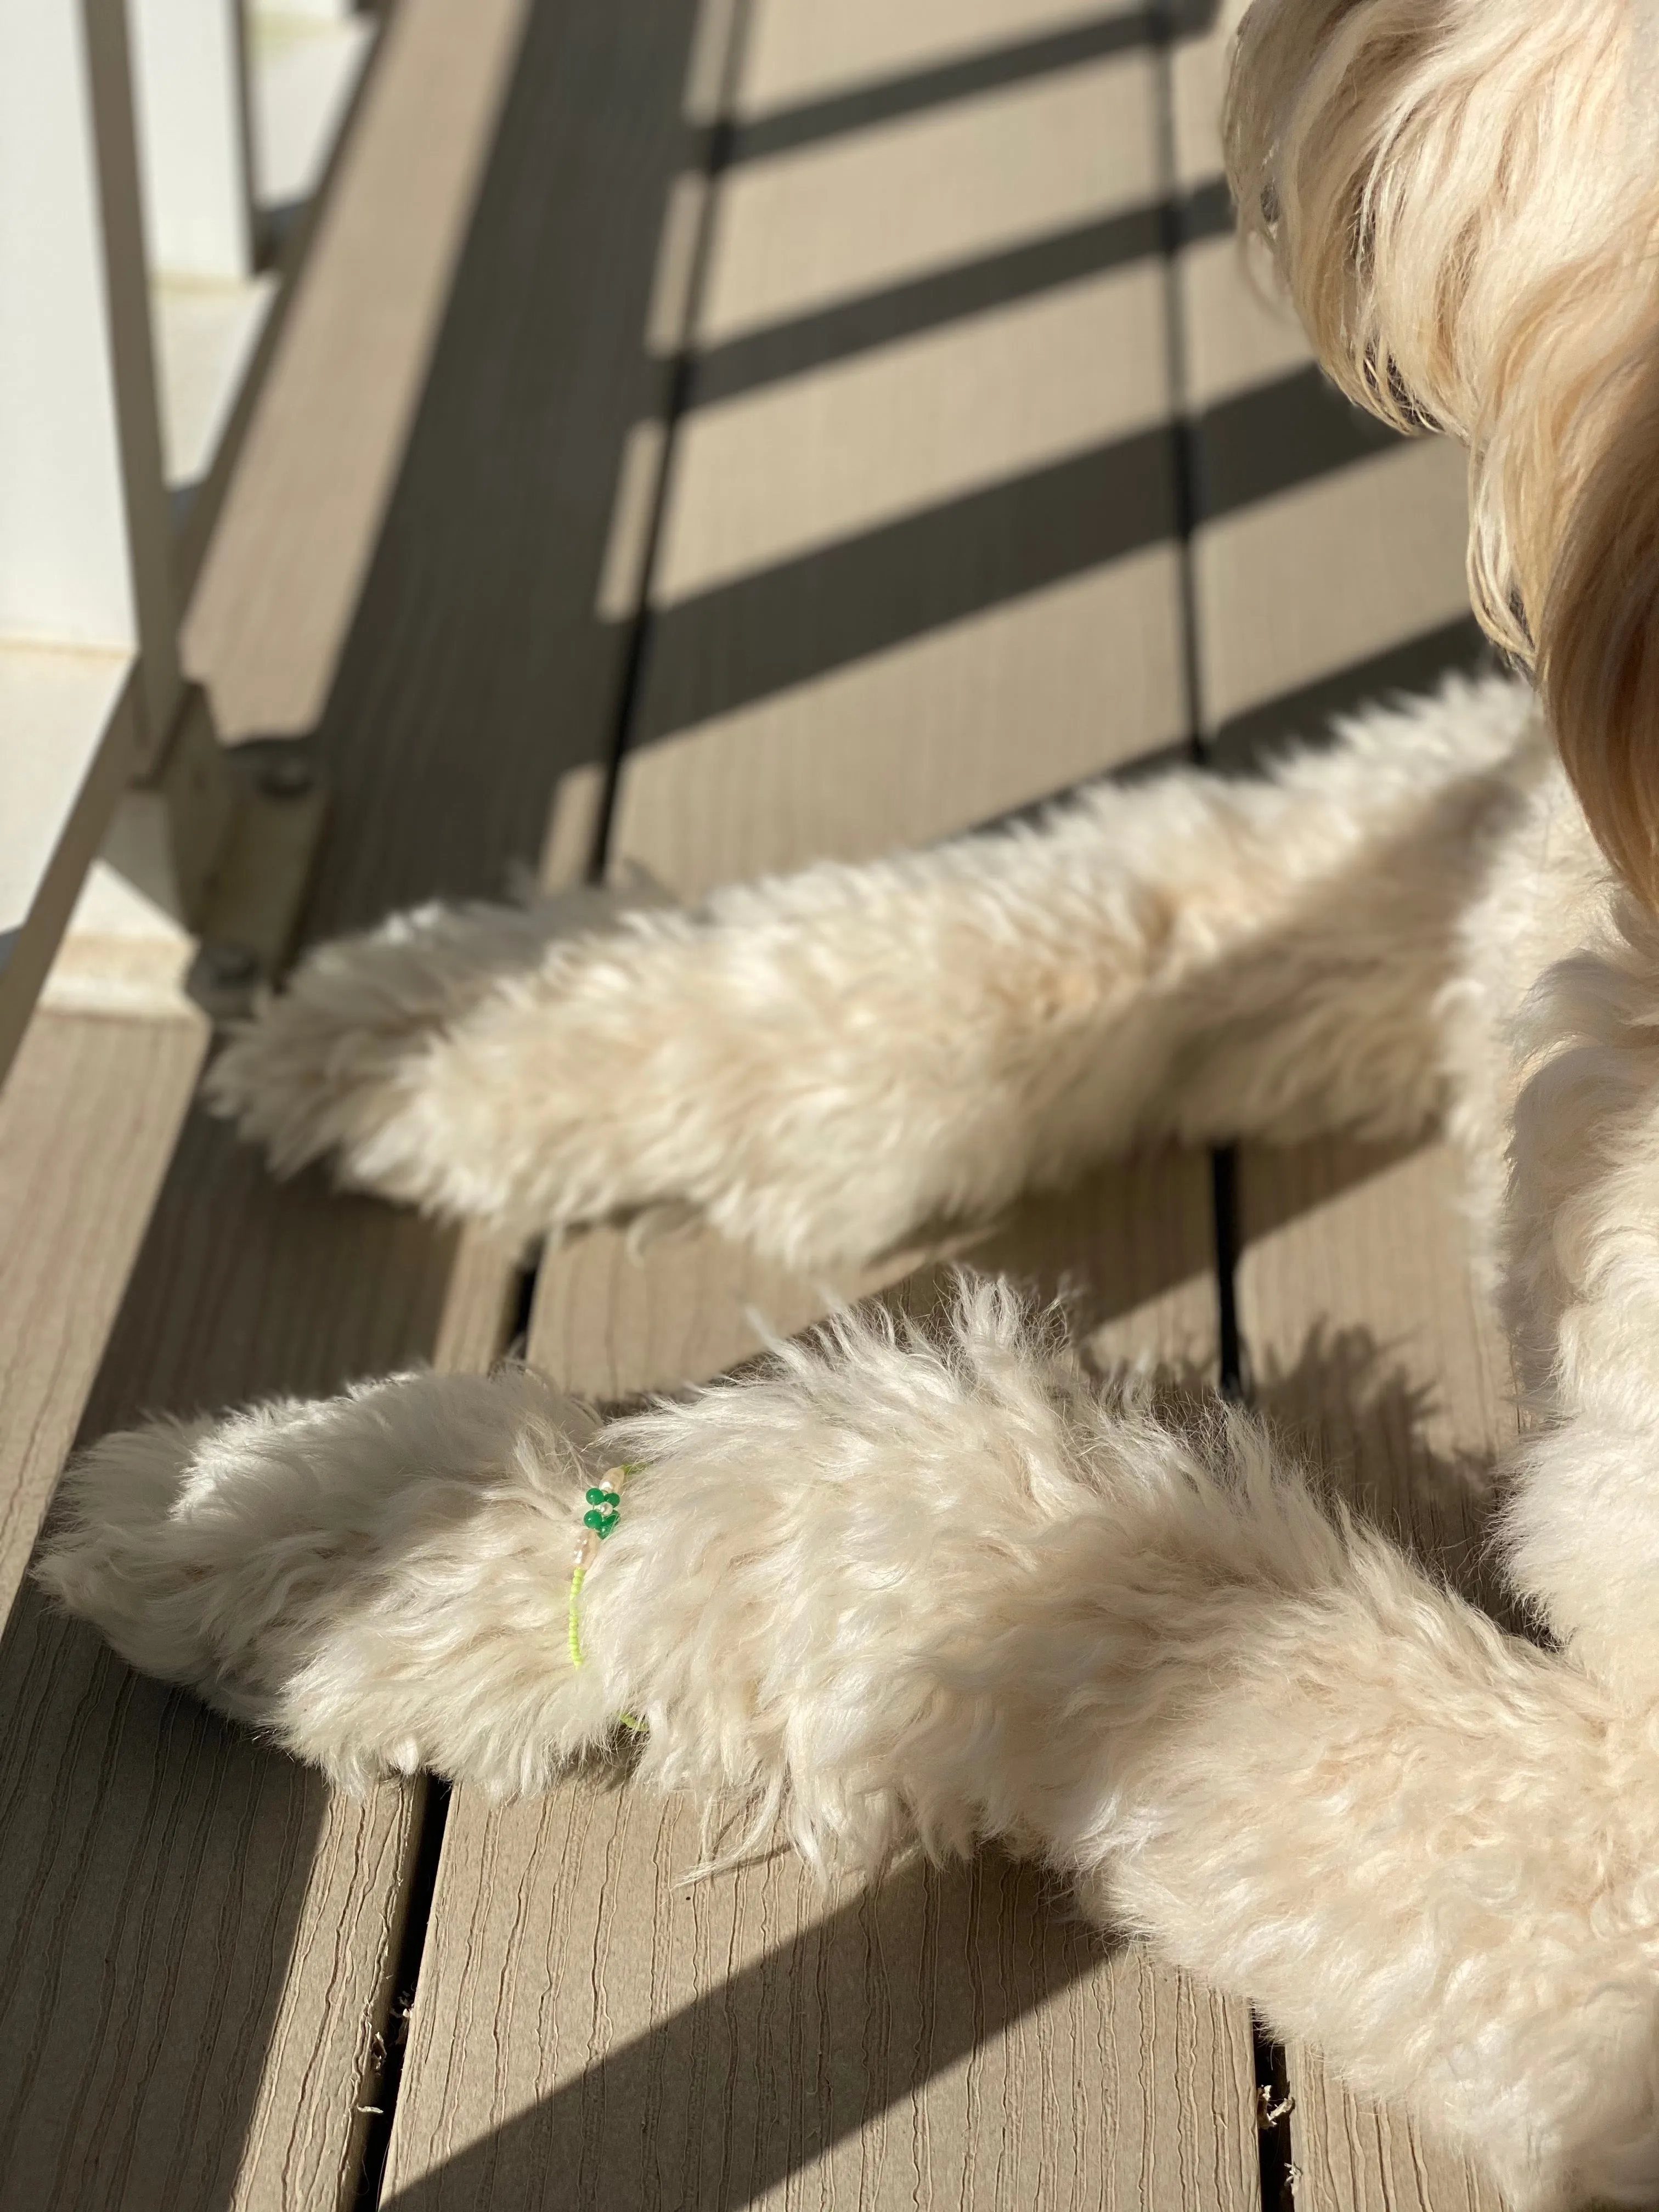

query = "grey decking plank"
[
  {"left": 383, "top": 2, "right": 1260, "bottom": 2202},
  {"left": 1169, "top": 0, "right": 1481, "bottom": 764},
  {"left": 612, "top": 0, "right": 1188, "bottom": 899},
  {"left": 0, "top": 0, "right": 703, "bottom": 2201},
  {"left": 0, "top": 1006, "right": 207, "bottom": 1618}
]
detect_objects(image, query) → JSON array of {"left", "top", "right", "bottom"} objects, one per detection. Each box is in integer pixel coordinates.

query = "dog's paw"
[
  {"left": 205, "top": 882, "right": 777, "bottom": 1251},
  {"left": 34, "top": 1410, "right": 230, "bottom": 1695},
  {"left": 37, "top": 1367, "right": 616, "bottom": 1793},
  {"left": 204, "top": 899, "right": 562, "bottom": 1181}
]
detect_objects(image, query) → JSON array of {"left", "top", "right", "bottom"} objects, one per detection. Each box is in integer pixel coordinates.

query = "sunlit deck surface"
[{"left": 0, "top": 2, "right": 1509, "bottom": 2206}]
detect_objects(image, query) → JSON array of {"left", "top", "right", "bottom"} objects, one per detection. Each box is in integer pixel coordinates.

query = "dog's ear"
[{"left": 1226, "top": 0, "right": 1659, "bottom": 899}]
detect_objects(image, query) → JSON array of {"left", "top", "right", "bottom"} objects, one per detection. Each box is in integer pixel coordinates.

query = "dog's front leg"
[
  {"left": 1493, "top": 895, "right": 1659, "bottom": 1706},
  {"left": 33, "top": 1364, "right": 626, "bottom": 1795},
  {"left": 40, "top": 1283, "right": 1659, "bottom": 2211},
  {"left": 205, "top": 674, "right": 1542, "bottom": 1271}
]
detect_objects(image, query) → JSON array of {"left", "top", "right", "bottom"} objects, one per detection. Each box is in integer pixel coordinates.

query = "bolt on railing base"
[{"left": 184, "top": 732, "right": 327, "bottom": 1025}]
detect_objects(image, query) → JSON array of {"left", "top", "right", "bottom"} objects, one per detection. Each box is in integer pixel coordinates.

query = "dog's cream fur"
[
  {"left": 35, "top": 3, "right": 1659, "bottom": 2205},
  {"left": 1227, "top": 0, "right": 1659, "bottom": 903}
]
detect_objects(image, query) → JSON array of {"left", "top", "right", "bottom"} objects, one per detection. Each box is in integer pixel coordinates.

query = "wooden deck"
[{"left": 0, "top": 2, "right": 1512, "bottom": 2207}]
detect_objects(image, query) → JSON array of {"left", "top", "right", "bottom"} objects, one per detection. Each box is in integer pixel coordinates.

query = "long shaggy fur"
[
  {"left": 40, "top": 673, "right": 1659, "bottom": 2207},
  {"left": 35, "top": 7, "right": 1659, "bottom": 2206},
  {"left": 200, "top": 673, "right": 1543, "bottom": 1268},
  {"left": 1226, "top": 0, "right": 1659, "bottom": 902},
  {"left": 37, "top": 1282, "right": 1659, "bottom": 2211}
]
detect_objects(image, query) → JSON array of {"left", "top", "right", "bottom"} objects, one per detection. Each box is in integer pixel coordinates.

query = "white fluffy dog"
[{"left": 36, "top": 3, "right": 1659, "bottom": 2205}]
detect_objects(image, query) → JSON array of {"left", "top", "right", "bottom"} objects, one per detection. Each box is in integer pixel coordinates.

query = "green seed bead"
[
  {"left": 583, "top": 1509, "right": 606, "bottom": 1531},
  {"left": 585, "top": 1487, "right": 610, "bottom": 1505}
]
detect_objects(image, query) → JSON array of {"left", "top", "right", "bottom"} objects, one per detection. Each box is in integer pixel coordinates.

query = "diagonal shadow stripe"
[
  {"left": 381, "top": 1853, "right": 1109, "bottom": 2212},
  {"left": 958, "top": 629, "right": 1495, "bottom": 839},
  {"left": 731, "top": 11, "right": 1165, "bottom": 163},
  {"left": 692, "top": 180, "right": 1238, "bottom": 404},
  {"left": 693, "top": 207, "right": 1166, "bottom": 403},
  {"left": 1165, "top": 0, "right": 1225, "bottom": 30},
  {"left": 635, "top": 381, "right": 1446, "bottom": 751},
  {"left": 1176, "top": 174, "right": 1235, "bottom": 246},
  {"left": 1207, "top": 617, "right": 1493, "bottom": 766},
  {"left": 634, "top": 431, "right": 1182, "bottom": 744},
  {"left": 690, "top": 179, "right": 1248, "bottom": 404},
  {"left": 1190, "top": 364, "right": 1402, "bottom": 525}
]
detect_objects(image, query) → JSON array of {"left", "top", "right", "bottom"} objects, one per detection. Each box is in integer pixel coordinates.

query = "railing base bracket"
[{"left": 184, "top": 732, "right": 327, "bottom": 1025}]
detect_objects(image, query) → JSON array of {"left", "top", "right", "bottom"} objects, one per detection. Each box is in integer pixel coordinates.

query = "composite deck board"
[
  {"left": 0, "top": 0, "right": 1511, "bottom": 2206},
  {"left": 527, "top": 1144, "right": 1227, "bottom": 1413},
  {"left": 1192, "top": 449, "right": 1475, "bottom": 741},
  {"left": 731, "top": 0, "right": 1149, "bottom": 120},
  {"left": 1168, "top": 0, "right": 1483, "bottom": 761},
  {"left": 385, "top": 1, "right": 1260, "bottom": 2198},
  {"left": 382, "top": 1763, "right": 1255, "bottom": 2212},
  {"left": 0, "top": 1005, "right": 206, "bottom": 1616},
  {"left": 613, "top": 0, "right": 1187, "bottom": 897},
  {"left": 0, "top": 0, "right": 706, "bottom": 2203},
  {"left": 1234, "top": 1139, "right": 1515, "bottom": 2212},
  {"left": 180, "top": 0, "right": 533, "bottom": 745}
]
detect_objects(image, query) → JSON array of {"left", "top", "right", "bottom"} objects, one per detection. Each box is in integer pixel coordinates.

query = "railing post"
[
  {"left": 1, "top": 0, "right": 364, "bottom": 1061},
  {"left": 128, "top": 0, "right": 258, "bottom": 287},
  {"left": 0, "top": 0, "right": 181, "bottom": 762},
  {"left": 256, "top": 0, "right": 362, "bottom": 20}
]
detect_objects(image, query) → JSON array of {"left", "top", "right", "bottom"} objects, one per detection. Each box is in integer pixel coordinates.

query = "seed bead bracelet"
[{"left": 568, "top": 1463, "right": 646, "bottom": 1733}]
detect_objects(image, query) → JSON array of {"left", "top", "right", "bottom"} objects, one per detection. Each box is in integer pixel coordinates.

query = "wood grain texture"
[
  {"left": 384, "top": 1781, "right": 1256, "bottom": 2212},
  {"left": 614, "top": 0, "right": 1186, "bottom": 896},
  {"left": 206, "top": 0, "right": 710, "bottom": 929},
  {"left": 1235, "top": 1138, "right": 1516, "bottom": 2212},
  {"left": 0, "top": 0, "right": 715, "bottom": 2199},
  {"left": 1191, "top": 446, "right": 1474, "bottom": 735},
  {"left": 0, "top": 1158, "right": 512, "bottom": 2212},
  {"left": 616, "top": 548, "right": 1186, "bottom": 899},
  {"left": 231, "top": 1232, "right": 516, "bottom": 2212},
  {"left": 659, "top": 264, "right": 1172, "bottom": 603},
  {"left": 0, "top": 1582, "right": 413, "bottom": 2212},
  {"left": 0, "top": 1005, "right": 206, "bottom": 1615},
  {"left": 1237, "top": 1142, "right": 1514, "bottom": 1582},
  {"left": 528, "top": 1147, "right": 1222, "bottom": 1408},
  {"left": 1180, "top": 230, "right": 1310, "bottom": 412},
  {"left": 701, "top": 52, "right": 1161, "bottom": 344},
  {"left": 1167, "top": 0, "right": 1478, "bottom": 751}
]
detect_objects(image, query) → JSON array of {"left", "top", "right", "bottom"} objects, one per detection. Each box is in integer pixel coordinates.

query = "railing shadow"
[
  {"left": 0, "top": 0, "right": 709, "bottom": 2203},
  {"left": 0, "top": 0, "right": 1509, "bottom": 2200},
  {"left": 1251, "top": 1318, "right": 1520, "bottom": 1627},
  {"left": 382, "top": 1852, "right": 1112, "bottom": 2212}
]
